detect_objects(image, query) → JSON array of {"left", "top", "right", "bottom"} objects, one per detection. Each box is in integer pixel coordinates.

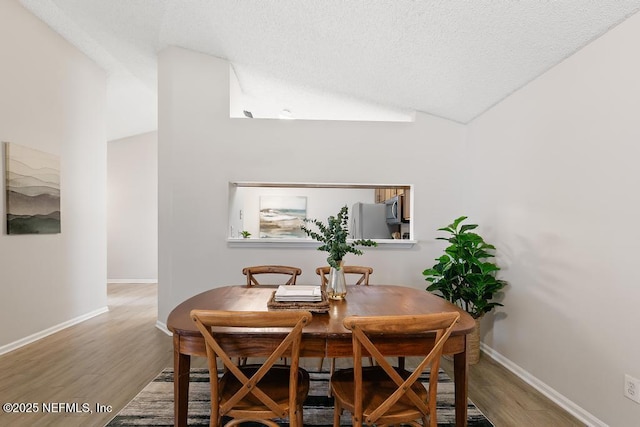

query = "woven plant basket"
[{"left": 467, "top": 318, "right": 481, "bottom": 365}]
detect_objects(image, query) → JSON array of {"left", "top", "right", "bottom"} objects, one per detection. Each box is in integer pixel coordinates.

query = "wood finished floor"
[{"left": 0, "top": 283, "right": 583, "bottom": 427}]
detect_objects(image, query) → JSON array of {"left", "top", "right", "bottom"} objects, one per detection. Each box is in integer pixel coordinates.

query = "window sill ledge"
[{"left": 226, "top": 238, "right": 416, "bottom": 249}]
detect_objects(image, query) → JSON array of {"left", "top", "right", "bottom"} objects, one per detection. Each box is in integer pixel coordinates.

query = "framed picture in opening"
[{"left": 259, "top": 195, "right": 306, "bottom": 238}]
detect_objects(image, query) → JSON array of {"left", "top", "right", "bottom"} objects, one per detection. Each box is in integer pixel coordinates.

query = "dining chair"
[
  {"left": 242, "top": 265, "right": 302, "bottom": 286},
  {"left": 240, "top": 265, "right": 303, "bottom": 366},
  {"left": 316, "top": 266, "right": 376, "bottom": 377},
  {"left": 315, "top": 265, "right": 372, "bottom": 287},
  {"left": 316, "top": 265, "right": 376, "bottom": 397},
  {"left": 190, "top": 309, "right": 313, "bottom": 427},
  {"left": 330, "top": 312, "right": 460, "bottom": 427}
]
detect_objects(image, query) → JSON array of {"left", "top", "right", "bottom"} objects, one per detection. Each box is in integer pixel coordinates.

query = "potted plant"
[
  {"left": 240, "top": 230, "right": 251, "bottom": 239},
  {"left": 422, "top": 216, "right": 507, "bottom": 364},
  {"left": 302, "top": 205, "right": 377, "bottom": 299}
]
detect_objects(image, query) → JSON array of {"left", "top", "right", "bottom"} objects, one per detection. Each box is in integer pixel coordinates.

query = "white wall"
[
  {"left": 0, "top": 1, "right": 107, "bottom": 351},
  {"left": 158, "top": 47, "right": 466, "bottom": 324},
  {"left": 107, "top": 131, "right": 158, "bottom": 282},
  {"left": 7, "top": 2, "right": 636, "bottom": 422},
  {"left": 159, "top": 18, "right": 640, "bottom": 423},
  {"left": 467, "top": 12, "right": 640, "bottom": 427}
]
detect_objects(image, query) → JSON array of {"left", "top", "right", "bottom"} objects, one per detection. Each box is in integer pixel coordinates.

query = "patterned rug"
[{"left": 106, "top": 368, "right": 493, "bottom": 426}]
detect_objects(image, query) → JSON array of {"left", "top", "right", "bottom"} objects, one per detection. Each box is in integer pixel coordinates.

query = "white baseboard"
[
  {"left": 107, "top": 279, "right": 157, "bottom": 284},
  {"left": 156, "top": 320, "right": 171, "bottom": 336},
  {"left": 0, "top": 306, "right": 109, "bottom": 356},
  {"left": 480, "top": 342, "right": 606, "bottom": 427}
]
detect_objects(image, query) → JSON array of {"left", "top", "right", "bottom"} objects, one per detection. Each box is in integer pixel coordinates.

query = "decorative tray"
[{"left": 267, "top": 290, "right": 330, "bottom": 313}]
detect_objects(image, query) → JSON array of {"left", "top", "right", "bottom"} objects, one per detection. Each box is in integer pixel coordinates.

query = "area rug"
[{"left": 106, "top": 368, "right": 493, "bottom": 426}]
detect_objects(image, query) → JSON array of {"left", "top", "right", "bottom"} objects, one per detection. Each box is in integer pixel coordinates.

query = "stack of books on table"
[{"left": 274, "top": 285, "right": 323, "bottom": 302}]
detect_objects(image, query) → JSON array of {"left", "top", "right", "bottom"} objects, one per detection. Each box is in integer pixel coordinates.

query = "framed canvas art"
[
  {"left": 259, "top": 195, "right": 306, "bottom": 238},
  {"left": 5, "top": 142, "right": 61, "bottom": 234}
]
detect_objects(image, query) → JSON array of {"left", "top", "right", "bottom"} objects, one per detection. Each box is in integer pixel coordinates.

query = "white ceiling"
[{"left": 19, "top": 0, "right": 640, "bottom": 141}]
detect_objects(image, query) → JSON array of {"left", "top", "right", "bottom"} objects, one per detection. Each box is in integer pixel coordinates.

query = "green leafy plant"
[
  {"left": 301, "top": 205, "right": 377, "bottom": 269},
  {"left": 423, "top": 216, "right": 507, "bottom": 319},
  {"left": 240, "top": 230, "right": 251, "bottom": 238}
]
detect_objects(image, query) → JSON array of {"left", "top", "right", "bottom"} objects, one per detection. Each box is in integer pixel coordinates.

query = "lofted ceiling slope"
[{"left": 18, "top": 0, "right": 640, "bottom": 140}]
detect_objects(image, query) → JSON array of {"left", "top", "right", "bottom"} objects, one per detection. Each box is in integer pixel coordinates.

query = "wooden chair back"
[
  {"left": 315, "top": 265, "right": 373, "bottom": 287},
  {"left": 242, "top": 265, "right": 302, "bottom": 286},
  {"left": 191, "top": 309, "right": 313, "bottom": 427},
  {"left": 335, "top": 312, "right": 460, "bottom": 427}
]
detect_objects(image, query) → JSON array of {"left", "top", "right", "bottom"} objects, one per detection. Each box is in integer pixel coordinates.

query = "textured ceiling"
[{"left": 19, "top": 0, "right": 640, "bottom": 140}]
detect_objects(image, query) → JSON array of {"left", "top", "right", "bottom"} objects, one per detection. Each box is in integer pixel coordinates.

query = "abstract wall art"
[
  {"left": 4, "top": 142, "right": 61, "bottom": 234},
  {"left": 259, "top": 195, "right": 306, "bottom": 238}
]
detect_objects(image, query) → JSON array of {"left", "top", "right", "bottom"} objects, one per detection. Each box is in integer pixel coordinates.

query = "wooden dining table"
[{"left": 167, "top": 284, "right": 476, "bottom": 427}]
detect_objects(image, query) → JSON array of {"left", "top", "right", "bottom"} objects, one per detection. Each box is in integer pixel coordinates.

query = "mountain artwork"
[{"left": 5, "top": 142, "right": 61, "bottom": 234}]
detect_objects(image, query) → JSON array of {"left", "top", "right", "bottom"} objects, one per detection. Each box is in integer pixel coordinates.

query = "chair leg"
[
  {"left": 296, "top": 403, "right": 304, "bottom": 427},
  {"left": 328, "top": 358, "right": 337, "bottom": 397},
  {"left": 317, "top": 356, "right": 325, "bottom": 371},
  {"left": 397, "top": 356, "right": 405, "bottom": 370},
  {"left": 333, "top": 401, "right": 342, "bottom": 427}
]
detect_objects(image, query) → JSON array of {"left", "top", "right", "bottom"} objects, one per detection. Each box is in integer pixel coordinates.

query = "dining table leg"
[
  {"left": 173, "top": 334, "right": 191, "bottom": 427},
  {"left": 453, "top": 348, "right": 469, "bottom": 427}
]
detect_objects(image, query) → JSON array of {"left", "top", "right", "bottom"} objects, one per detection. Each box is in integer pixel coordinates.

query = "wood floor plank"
[
  {"left": 439, "top": 356, "right": 584, "bottom": 426},
  {"left": 0, "top": 283, "right": 172, "bottom": 427}
]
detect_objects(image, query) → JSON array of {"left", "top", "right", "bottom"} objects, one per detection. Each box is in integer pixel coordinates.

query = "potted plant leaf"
[
  {"left": 302, "top": 205, "right": 377, "bottom": 299},
  {"left": 422, "top": 216, "right": 507, "bottom": 364}
]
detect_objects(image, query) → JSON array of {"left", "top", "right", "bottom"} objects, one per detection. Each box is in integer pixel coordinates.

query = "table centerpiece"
[{"left": 302, "top": 205, "right": 377, "bottom": 299}]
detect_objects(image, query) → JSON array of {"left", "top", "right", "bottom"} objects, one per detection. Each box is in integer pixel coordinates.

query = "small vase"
[{"left": 327, "top": 263, "right": 347, "bottom": 300}]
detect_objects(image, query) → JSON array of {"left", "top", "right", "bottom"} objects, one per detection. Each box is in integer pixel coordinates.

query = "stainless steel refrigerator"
[{"left": 350, "top": 202, "right": 391, "bottom": 239}]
